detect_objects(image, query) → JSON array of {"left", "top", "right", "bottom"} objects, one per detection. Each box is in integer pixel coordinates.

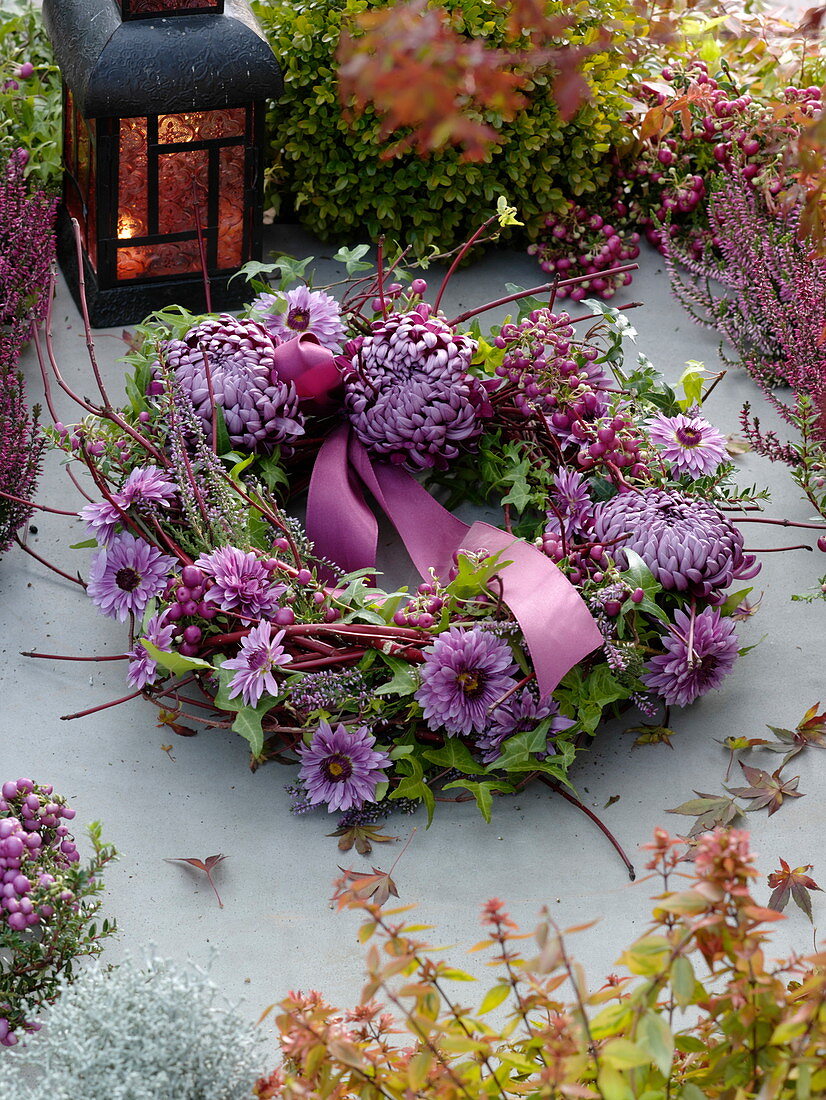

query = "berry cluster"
[{"left": 529, "top": 203, "right": 640, "bottom": 300}]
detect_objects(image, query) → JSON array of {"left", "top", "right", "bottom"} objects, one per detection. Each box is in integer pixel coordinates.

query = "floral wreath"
[{"left": 29, "top": 209, "right": 769, "bottom": 866}]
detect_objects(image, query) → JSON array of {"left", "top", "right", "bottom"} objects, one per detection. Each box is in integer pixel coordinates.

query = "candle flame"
[{"left": 117, "top": 212, "right": 142, "bottom": 240}]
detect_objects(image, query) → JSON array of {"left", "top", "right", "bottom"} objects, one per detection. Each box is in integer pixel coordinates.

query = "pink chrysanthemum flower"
[
  {"left": 223, "top": 621, "right": 291, "bottom": 706},
  {"left": 416, "top": 626, "right": 518, "bottom": 737},
  {"left": 252, "top": 285, "right": 346, "bottom": 352},
  {"left": 642, "top": 605, "right": 739, "bottom": 708},
  {"left": 647, "top": 411, "right": 728, "bottom": 478},
  {"left": 80, "top": 499, "right": 122, "bottom": 546},
  {"left": 195, "top": 546, "right": 286, "bottom": 619},
  {"left": 87, "top": 533, "right": 175, "bottom": 622},
  {"left": 127, "top": 610, "right": 175, "bottom": 689},
  {"left": 116, "top": 465, "right": 177, "bottom": 508},
  {"left": 298, "top": 721, "right": 390, "bottom": 812}
]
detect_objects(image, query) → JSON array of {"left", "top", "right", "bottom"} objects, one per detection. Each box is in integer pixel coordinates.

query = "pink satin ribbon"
[{"left": 306, "top": 423, "right": 603, "bottom": 697}]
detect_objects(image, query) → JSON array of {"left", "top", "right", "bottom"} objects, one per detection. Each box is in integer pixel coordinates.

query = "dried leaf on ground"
[{"left": 767, "top": 858, "right": 822, "bottom": 921}]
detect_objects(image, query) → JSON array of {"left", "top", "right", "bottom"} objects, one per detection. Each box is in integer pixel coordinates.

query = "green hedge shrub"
[{"left": 253, "top": 0, "right": 642, "bottom": 255}]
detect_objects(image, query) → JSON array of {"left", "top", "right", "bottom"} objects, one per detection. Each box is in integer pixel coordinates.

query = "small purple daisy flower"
[
  {"left": 416, "top": 626, "right": 518, "bottom": 737},
  {"left": 252, "top": 285, "right": 346, "bottom": 352},
  {"left": 80, "top": 499, "right": 122, "bottom": 546},
  {"left": 647, "top": 411, "right": 728, "bottom": 478},
  {"left": 298, "top": 721, "right": 390, "bottom": 812},
  {"left": 478, "top": 689, "right": 575, "bottom": 764},
  {"left": 127, "top": 610, "right": 175, "bottom": 689},
  {"left": 642, "top": 605, "right": 739, "bottom": 708},
  {"left": 87, "top": 533, "right": 175, "bottom": 622},
  {"left": 116, "top": 465, "right": 177, "bottom": 509},
  {"left": 195, "top": 546, "right": 286, "bottom": 619},
  {"left": 545, "top": 468, "right": 592, "bottom": 538},
  {"left": 223, "top": 621, "right": 291, "bottom": 707}
]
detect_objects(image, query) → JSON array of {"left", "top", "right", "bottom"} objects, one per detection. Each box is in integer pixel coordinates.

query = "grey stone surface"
[{"left": 1, "top": 227, "right": 824, "bottom": 1056}]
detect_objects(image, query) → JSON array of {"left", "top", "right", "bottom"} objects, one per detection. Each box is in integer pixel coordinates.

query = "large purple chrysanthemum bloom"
[
  {"left": 298, "top": 721, "right": 390, "bottom": 812},
  {"left": 251, "top": 285, "right": 346, "bottom": 352},
  {"left": 159, "top": 314, "right": 304, "bottom": 452},
  {"left": 87, "top": 533, "right": 175, "bottom": 622},
  {"left": 545, "top": 468, "right": 593, "bottom": 538},
  {"left": 223, "top": 621, "right": 291, "bottom": 706},
  {"left": 416, "top": 626, "right": 518, "bottom": 737},
  {"left": 642, "top": 606, "right": 739, "bottom": 707},
  {"left": 477, "top": 689, "right": 574, "bottom": 764},
  {"left": 195, "top": 546, "right": 286, "bottom": 619},
  {"left": 128, "top": 610, "right": 175, "bottom": 689},
  {"left": 343, "top": 306, "right": 487, "bottom": 471},
  {"left": 592, "top": 487, "right": 759, "bottom": 597},
  {"left": 647, "top": 411, "right": 728, "bottom": 478}
]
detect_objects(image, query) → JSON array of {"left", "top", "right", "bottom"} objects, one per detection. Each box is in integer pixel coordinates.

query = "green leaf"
[
  {"left": 601, "top": 1038, "right": 651, "bottom": 1070},
  {"left": 375, "top": 655, "right": 419, "bottom": 698},
  {"left": 671, "top": 955, "right": 695, "bottom": 1008},
  {"left": 332, "top": 243, "right": 374, "bottom": 275},
  {"left": 140, "top": 640, "right": 214, "bottom": 676},
  {"left": 590, "top": 1001, "right": 633, "bottom": 1040},
  {"left": 69, "top": 538, "right": 99, "bottom": 550},
  {"left": 477, "top": 983, "right": 510, "bottom": 1015},
  {"left": 423, "top": 738, "right": 483, "bottom": 776},
  {"left": 442, "top": 779, "right": 513, "bottom": 823},
  {"left": 677, "top": 360, "right": 707, "bottom": 411},
  {"left": 213, "top": 403, "right": 232, "bottom": 458},
  {"left": 639, "top": 1010, "right": 673, "bottom": 1076}
]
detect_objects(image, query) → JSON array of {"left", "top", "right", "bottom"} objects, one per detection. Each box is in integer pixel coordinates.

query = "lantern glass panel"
[
  {"left": 64, "top": 87, "right": 97, "bottom": 270},
  {"left": 115, "top": 107, "right": 249, "bottom": 283}
]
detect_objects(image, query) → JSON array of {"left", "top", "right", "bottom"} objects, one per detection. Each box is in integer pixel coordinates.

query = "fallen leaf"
[
  {"left": 337, "top": 865, "right": 400, "bottom": 908},
  {"left": 767, "top": 858, "right": 822, "bottom": 921},
  {"left": 603, "top": 795, "right": 620, "bottom": 809},
  {"left": 727, "top": 763, "right": 803, "bottom": 816},
  {"left": 629, "top": 724, "right": 676, "bottom": 748},
  {"left": 327, "top": 824, "right": 399, "bottom": 855},
  {"left": 165, "top": 854, "right": 227, "bottom": 908}
]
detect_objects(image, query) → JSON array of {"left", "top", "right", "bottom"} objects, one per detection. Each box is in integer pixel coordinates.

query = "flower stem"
[
  {"left": 22, "top": 651, "right": 129, "bottom": 662},
  {"left": 61, "top": 689, "right": 144, "bottom": 720},
  {"left": 13, "top": 535, "right": 87, "bottom": 588},
  {"left": 536, "top": 775, "right": 635, "bottom": 881}
]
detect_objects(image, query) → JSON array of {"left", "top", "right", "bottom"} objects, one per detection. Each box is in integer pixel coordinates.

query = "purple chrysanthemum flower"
[
  {"left": 343, "top": 306, "right": 487, "bottom": 471},
  {"left": 642, "top": 606, "right": 739, "bottom": 708},
  {"left": 477, "top": 689, "right": 574, "bottom": 764},
  {"left": 116, "top": 465, "right": 177, "bottom": 508},
  {"left": 545, "top": 468, "right": 593, "bottom": 538},
  {"left": 416, "top": 626, "right": 518, "bottom": 737},
  {"left": 222, "top": 620, "right": 291, "bottom": 706},
  {"left": 127, "top": 610, "right": 175, "bottom": 689},
  {"left": 591, "top": 487, "right": 760, "bottom": 597},
  {"left": 252, "top": 285, "right": 346, "bottom": 352},
  {"left": 195, "top": 546, "right": 286, "bottom": 619},
  {"left": 159, "top": 314, "right": 304, "bottom": 452},
  {"left": 298, "top": 721, "right": 390, "bottom": 813},
  {"left": 80, "top": 499, "right": 122, "bottom": 546},
  {"left": 87, "top": 533, "right": 175, "bottom": 622},
  {"left": 647, "top": 411, "right": 728, "bottom": 478}
]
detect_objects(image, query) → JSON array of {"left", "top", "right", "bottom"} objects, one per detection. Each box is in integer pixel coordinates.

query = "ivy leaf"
[
  {"left": 727, "top": 763, "right": 803, "bottom": 816},
  {"left": 422, "top": 737, "right": 484, "bottom": 776},
  {"left": 332, "top": 243, "right": 373, "bottom": 275},
  {"left": 140, "top": 639, "right": 213, "bottom": 676},
  {"left": 165, "top": 854, "right": 227, "bottom": 908},
  {"left": 375, "top": 654, "right": 419, "bottom": 698},
  {"left": 337, "top": 865, "right": 400, "bottom": 907},
  {"left": 767, "top": 859, "right": 822, "bottom": 921},
  {"left": 442, "top": 778, "right": 514, "bottom": 823}
]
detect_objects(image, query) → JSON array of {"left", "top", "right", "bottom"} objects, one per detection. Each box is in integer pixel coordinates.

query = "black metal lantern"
[{"left": 43, "top": 0, "right": 282, "bottom": 326}]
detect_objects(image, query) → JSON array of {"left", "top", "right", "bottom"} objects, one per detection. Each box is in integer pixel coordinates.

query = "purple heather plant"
[
  {"left": 416, "top": 626, "right": 518, "bottom": 737},
  {"left": 592, "top": 487, "right": 759, "bottom": 597},
  {"left": 86, "top": 533, "right": 175, "bottom": 622},
  {"left": 159, "top": 314, "right": 305, "bottom": 452},
  {"left": 647, "top": 410, "right": 728, "bottom": 478},
  {"left": 195, "top": 546, "right": 286, "bottom": 620},
  {"left": 643, "top": 605, "right": 739, "bottom": 707},
  {"left": 223, "top": 620, "right": 291, "bottom": 706},
  {"left": 298, "top": 721, "right": 390, "bottom": 813},
  {"left": 252, "top": 285, "right": 346, "bottom": 351},
  {"left": 343, "top": 305, "right": 487, "bottom": 470}
]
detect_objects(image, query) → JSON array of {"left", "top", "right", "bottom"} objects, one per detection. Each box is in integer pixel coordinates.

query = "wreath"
[{"left": 30, "top": 210, "right": 767, "bottom": 867}]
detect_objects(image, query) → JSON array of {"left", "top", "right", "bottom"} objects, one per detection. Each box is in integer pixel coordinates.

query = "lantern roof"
[{"left": 42, "top": 0, "right": 282, "bottom": 118}]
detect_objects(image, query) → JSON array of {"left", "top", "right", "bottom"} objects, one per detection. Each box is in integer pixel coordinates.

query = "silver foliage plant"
[{"left": 0, "top": 955, "right": 267, "bottom": 1099}]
